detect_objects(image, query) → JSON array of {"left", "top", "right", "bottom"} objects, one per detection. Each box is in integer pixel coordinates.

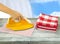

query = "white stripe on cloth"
[{"left": 38, "top": 25, "right": 56, "bottom": 29}]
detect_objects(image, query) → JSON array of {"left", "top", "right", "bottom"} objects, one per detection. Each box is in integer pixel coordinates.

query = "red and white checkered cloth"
[{"left": 36, "top": 13, "right": 58, "bottom": 31}]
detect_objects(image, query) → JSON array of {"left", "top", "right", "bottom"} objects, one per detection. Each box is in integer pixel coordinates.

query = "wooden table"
[{"left": 0, "top": 18, "right": 60, "bottom": 44}]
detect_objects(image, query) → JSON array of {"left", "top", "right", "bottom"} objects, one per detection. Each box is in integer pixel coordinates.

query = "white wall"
[
  {"left": 50, "top": 11, "right": 60, "bottom": 17},
  {"left": 0, "top": 0, "right": 33, "bottom": 18}
]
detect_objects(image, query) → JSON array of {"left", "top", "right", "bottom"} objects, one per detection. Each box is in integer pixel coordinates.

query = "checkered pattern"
[{"left": 36, "top": 13, "right": 58, "bottom": 31}]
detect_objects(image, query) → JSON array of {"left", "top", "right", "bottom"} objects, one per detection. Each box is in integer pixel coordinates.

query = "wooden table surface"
[{"left": 0, "top": 18, "right": 60, "bottom": 42}]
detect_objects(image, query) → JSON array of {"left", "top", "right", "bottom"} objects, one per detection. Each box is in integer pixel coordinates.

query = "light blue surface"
[{"left": 30, "top": 0, "right": 60, "bottom": 17}]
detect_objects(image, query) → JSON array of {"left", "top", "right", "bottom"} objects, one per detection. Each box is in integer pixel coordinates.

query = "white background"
[{"left": 0, "top": 0, "right": 33, "bottom": 18}]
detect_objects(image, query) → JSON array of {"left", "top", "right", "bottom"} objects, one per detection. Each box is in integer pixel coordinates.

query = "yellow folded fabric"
[{"left": 6, "top": 18, "right": 34, "bottom": 31}]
